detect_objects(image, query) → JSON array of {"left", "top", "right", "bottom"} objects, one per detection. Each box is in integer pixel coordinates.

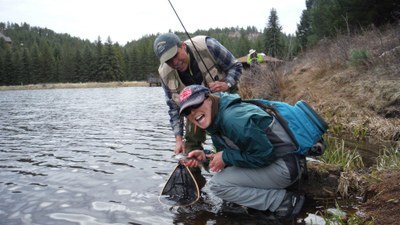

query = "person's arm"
[
  {"left": 161, "top": 83, "right": 185, "bottom": 153},
  {"left": 220, "top": 106, "right": 276, "bottom": 168},
  {"left": 246, "top": 54, "right": 252, "bottom": 65},
  {"left": 257, "top": 54, "right": 264, "bottom": 63},
  {"left": 174, "top": 135, "right": 184, "bottom": 154},
  {"left": 206, "top": 37, "right": 242, "bottom": 89}
]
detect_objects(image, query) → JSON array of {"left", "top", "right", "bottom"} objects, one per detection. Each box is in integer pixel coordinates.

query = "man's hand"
[
  {"left": 208, "top": 81, "right": 230, "bottom": 93},
  {"left": 174, "top": 135, "right": 185, "bottom": 154}
]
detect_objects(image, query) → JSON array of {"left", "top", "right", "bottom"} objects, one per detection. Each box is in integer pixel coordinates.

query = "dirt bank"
[{"left": 280, "top": 26, "right": 400, "bottom": 225}]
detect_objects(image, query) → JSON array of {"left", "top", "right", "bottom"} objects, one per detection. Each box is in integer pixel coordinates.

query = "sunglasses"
[{"left": 181, "top": 96, "right": 208, "bottom": 117}]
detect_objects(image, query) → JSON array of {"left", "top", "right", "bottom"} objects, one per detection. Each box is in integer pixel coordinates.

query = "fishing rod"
[{"left": 167, "top": 0, "right": 215, "bottom": 82}]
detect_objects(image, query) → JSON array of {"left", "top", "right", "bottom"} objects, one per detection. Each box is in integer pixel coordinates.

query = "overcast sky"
[{"left": 0, "top": 0, "right": 306, "bottom": 45}]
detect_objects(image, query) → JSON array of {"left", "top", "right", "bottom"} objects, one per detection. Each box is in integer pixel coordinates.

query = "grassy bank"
[
  {"left": 239, "top": 24, "right": 399, "bottom": 224},
  {"left": 0, "top": 81, "right": 149, "bottom": 91}
]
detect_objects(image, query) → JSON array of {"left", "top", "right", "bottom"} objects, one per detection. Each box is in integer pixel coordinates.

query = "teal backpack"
[{"left": 243, "top": 99, "right": 329, "bottom": 156}]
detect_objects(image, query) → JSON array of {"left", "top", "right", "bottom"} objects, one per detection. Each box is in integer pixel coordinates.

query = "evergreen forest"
[{"left": 0, "top": 0, "right": 398, "bottom": 86}]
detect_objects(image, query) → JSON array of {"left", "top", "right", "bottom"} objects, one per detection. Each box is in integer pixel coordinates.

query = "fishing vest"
[{"left": 158, "top": 36, "right": 228, "bottom": 105}]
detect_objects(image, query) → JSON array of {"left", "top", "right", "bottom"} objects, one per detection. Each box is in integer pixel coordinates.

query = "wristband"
[{"left": 203, "top": 149, "right": 213, "bottom": 155}]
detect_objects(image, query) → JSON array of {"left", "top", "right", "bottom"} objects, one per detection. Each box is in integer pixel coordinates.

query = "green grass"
[
  {"left": 320, "top": 136, "right": 364, "bottom": 170},
  {"left": 374, "top": 146, "right": 400, "bottom": 171},
  {"left": 348, "top": 48, "right": 370, "bottom": 69},
  {"left": 315, "top": 201, "right": 375, "bottom": 225}
]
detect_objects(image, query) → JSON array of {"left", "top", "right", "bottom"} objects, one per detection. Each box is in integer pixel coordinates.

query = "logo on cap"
[
  {"left": 180, "top": 89, "right": 192, "bottom": 102},
  {"left": 156, "top": 41, "right": 167, "bottom": 55}
]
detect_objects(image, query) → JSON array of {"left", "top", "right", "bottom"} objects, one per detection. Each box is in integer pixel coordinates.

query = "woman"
[{"left": 178, "top": 84, "right": 305, "bottom": 219}]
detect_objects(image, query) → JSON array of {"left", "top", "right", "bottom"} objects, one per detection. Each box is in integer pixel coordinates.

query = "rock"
[
  {"left": 304, "top": 213, "right": 326, "bottom": 225},
  {"left": 295, "top": 160, "right": 342, "bottom": 200}
]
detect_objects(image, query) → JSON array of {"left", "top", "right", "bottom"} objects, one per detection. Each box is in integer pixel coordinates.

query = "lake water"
[{"left": 0, "top": 87, "right": 316, "bottom": 225}]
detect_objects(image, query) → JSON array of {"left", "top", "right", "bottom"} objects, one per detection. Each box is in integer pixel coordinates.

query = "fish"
[
  {"left": 172, "top": 153, "right": 192, "bottom": 161},
  {"left": 172, "top": 153, "right": 210, "bottom": 172}
]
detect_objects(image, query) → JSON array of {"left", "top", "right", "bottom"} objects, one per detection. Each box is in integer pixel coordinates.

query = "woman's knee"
[{"left": 209, "top": 178, "right": 227, "bottom": 196}]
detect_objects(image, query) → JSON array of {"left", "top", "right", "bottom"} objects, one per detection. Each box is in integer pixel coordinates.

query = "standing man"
[{"left": 153, "top": 33, "right": 242, "bottom": 175}]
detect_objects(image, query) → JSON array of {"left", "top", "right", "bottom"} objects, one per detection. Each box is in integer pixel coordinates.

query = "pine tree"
[
  {"left": 263, "top": 8, "right": 284, "bottom": 58},
  {"left": 30, "top": 44, "right": 41, "bottom": 84},
  {"left": 296, "top": 9, "right": 312, "bottom": 51},
  {"left": 2, "top": 48, "right": 13, "bottom": 85},
  {"left": 81, "top": 46, "right": 95, "bottom": 82},
  {"left": 39, "top": 42, "right": 56, "bottom": 83},
  {"left": 21, "top": 48, "right": 32, "bottom": 84},
  {"left": 102, "top": 37, "right": 122, "bottom": 82}
]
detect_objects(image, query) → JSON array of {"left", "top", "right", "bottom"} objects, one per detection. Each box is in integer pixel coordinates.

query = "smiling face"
[
  {"left": 185, "top": 98, "right": 212, "bottom": 129},
  {"left": 165, "top": 43, "right": 189, "bottom": 72}
]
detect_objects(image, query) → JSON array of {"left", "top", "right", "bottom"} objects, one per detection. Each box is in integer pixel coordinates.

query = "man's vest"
[{"left": 158, "top": 36, "right": 228, "bottom": 105}]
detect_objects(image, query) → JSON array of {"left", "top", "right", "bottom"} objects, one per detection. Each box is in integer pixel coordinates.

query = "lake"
[{"left": 0, "top": 87, "right": 312, "bottom": 225}]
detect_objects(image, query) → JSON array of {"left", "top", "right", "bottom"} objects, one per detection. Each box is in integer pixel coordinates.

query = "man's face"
[{"left": 166, "top": 44, "right": 189, "bottom": 72}]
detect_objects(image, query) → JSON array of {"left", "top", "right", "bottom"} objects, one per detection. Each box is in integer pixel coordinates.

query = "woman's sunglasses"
[{"left": 181, "top": 96, "right": 208, "bottom": 117}]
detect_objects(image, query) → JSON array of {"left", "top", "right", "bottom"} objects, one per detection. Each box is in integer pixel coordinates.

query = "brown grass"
[
  {"left": 239, "top": 63, "right": 286, "bottom": 100},
  {"left": 240, "top": 23, "right": 400, "bottom": 144}
]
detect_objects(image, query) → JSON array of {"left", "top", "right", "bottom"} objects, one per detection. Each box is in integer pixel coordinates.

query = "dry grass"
[
  {"left": 239, "top": 63, "right": 286, "bottom": 101},
  {"left": 240, "top": 23, "right": 400, "bottom": 144}
]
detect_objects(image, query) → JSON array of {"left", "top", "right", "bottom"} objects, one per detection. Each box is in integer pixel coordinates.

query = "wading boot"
[{"left": 274, "top": 192, "right": 305, "bottom": 219}]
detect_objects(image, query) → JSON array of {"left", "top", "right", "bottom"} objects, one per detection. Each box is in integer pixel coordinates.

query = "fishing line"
[{"left": 167, "top": 0, "right": 215, "bottom": 82}]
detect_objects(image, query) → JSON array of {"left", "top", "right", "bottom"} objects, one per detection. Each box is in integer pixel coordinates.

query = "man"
[
  {"left": 178, "top": 84, "right": 305, "bottom": 219},
  {"left": 153, "top": 33, "right": 242, "bottom": 158}
]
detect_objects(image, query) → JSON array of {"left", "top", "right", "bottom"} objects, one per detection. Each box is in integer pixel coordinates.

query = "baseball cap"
[
  {"left": 153, "top": 33, "right": 181, "bottom": 63},
  {"left": 179, "top": 85, "right": 210, "bottom": 116}
]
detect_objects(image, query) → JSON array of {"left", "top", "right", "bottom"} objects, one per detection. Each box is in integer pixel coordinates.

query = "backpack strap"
[
  {"left": 242, "top": 99, "right": 309, "bottom": 184},
  {"left": 242, "top": 99, "right": 300, "bottom": 151}
]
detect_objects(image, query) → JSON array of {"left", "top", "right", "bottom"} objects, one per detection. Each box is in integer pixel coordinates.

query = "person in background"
[
  {"left": 246, "top": 49, "right": 265, "bottom": 66},
  {"left": 178, "top": 84, "right": 305, "bottom": 219},
  {"left": 153, "top": 33, "right": 242, "bottom": 183}
]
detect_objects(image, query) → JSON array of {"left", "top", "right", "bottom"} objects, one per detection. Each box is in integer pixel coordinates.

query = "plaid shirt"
[{"left": 162, "top": 36, "right": 243, "bottom": 136}]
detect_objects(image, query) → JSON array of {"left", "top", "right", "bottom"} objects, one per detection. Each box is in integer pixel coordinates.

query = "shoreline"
[{"left": 0, "top": 81, "right": 150, "bottom": 91}]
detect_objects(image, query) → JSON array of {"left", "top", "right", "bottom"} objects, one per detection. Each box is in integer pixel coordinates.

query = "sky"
[{"left": 0, "top": 0, "right": 306, "bottom": 45}]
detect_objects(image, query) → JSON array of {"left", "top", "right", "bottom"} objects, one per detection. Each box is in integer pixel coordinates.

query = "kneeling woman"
[{"left": 178, "top": 84, "right": 305, "bottom": 219}]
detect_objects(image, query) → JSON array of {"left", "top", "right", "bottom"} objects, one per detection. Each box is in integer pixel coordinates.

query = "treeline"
[
  {"left": 0, "top": 0, "right": 398, "bottom": 86},
  {"left": 0, "top": 22, "right": 160, "bottom": 86},
  {"left": 296, "top": 0, "right": 399, "bottom": 50}
]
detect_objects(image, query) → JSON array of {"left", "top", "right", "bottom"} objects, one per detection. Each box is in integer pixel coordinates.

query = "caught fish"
[
  {"left": 172, "top": 153, "right": 210, "bottom": 172},
  {"left": 172, "top": 153, "right": 192, "bottom": 161}
]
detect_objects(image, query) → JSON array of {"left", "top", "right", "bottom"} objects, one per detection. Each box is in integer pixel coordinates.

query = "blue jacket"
[{"left": 206, "top": 93, "right": 278, "bottom": 168}]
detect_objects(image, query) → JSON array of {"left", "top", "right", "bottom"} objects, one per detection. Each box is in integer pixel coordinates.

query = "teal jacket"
[{"left": 206, "top": 93, "right": 277, "bottom": 168}]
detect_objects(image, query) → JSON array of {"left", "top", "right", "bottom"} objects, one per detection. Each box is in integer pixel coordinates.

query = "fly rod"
[{"left": 167, "top": 0, "right": 215, "bottom": 82}]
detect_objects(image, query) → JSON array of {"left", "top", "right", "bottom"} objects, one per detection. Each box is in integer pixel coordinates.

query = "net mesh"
[{"left": 160, "top": 163, "right": 199, "bottom": 206}]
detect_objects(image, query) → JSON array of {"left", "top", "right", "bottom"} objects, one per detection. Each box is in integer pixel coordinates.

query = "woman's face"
[
  {"left": 185, "top": 98, "right": 212, "bottom": 129},
  {"left": 166, "top": 43, "right": 189, "bottom": 72}
]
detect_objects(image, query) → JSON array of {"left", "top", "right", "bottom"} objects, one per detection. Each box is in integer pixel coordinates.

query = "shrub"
[{"left": 348, "top": 48, "right": 370, "bottom": 69}]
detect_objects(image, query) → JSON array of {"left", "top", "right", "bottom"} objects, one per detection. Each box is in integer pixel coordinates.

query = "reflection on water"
[{"left": 0, "top": 87, "right": 309, "bottom": 225}]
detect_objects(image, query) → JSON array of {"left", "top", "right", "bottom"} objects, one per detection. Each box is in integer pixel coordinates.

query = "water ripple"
[{"left": 0, "top": 87, "right": 183, "bottom": 225}]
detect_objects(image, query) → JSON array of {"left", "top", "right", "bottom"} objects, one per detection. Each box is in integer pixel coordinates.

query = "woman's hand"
[
  {"left": 184, "top": 150, "right": 205, "bottom": 167},
  {"left": 209, "top": 151, "right": 225, "bottom": 172}
]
